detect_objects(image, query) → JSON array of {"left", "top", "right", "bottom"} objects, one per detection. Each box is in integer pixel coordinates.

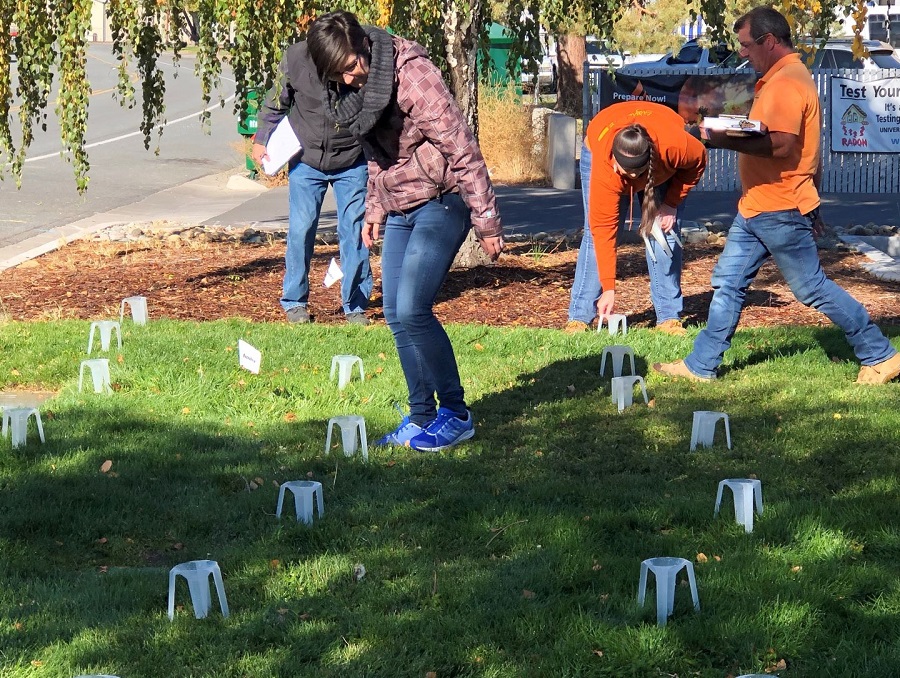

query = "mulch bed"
[{"left": 2, "top": 238, "right": 899, "bottom": 330}]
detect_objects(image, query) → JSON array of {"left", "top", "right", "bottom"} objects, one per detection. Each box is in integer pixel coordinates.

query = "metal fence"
[{"left": 583, "top": 64, "right": 900, "bottom": 192}]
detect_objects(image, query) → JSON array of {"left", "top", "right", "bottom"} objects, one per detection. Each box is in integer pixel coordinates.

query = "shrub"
[{"left": 478, "top": 85, "right": 549, "bottom": 185}]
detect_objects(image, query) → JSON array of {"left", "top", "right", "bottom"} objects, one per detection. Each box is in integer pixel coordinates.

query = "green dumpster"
[
  {"left": 484, "top": 23, "right": 520, "bottom": 90},
  {"left": 238, "top": 89, "right": 262, "bottom": 176}
]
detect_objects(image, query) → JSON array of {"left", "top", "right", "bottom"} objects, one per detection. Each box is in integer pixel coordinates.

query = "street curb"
[{"left": 0, "top": 167, "right": 267, "bottom": 273}]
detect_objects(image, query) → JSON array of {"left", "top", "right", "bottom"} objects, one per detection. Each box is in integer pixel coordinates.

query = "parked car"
[
  {"left": 9, "top": 23, "right": 17, "bottom": 62},
  {"left": 520, "top": 42, "right": 557, "bottom": 94},
  {"left": 801, "top": 39, "right": 900, "bottom": 70},
  {"left": 585, "top": 39, "right": 625, "bottom": 68},
  {"left": 621, "top": 40, "right": 745, "bottom": 72}
]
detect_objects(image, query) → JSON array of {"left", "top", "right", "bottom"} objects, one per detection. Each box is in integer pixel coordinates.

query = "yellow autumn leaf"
[
  {"left": 181, "top": 407, "right": 190, "bottom": 414},
  {"left": 474, "top": 343, "right": 484, "bottom": 351},
  {"left": 696, "top": 552, "right": 708, "bottom": 563}
]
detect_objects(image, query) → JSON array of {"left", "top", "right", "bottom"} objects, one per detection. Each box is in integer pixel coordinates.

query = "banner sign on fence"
[
  {"left": 830, "top": 76, "right": 900, "bottom": 153},
  {"left": 597, "top": 71, "right": 756, "bottom": 124}
]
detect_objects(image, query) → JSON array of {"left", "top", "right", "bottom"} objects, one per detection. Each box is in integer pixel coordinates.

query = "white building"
[{"left": 89, "top": 0, "right": 111, "bottom": 42}]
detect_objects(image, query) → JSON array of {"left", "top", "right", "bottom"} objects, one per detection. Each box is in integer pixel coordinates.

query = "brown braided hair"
[{"left": 612, "top": 124, "right": 658, "bottom": 238}]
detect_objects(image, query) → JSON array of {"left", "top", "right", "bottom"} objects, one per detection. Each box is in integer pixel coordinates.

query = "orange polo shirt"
[
  {"left": 586, "top": 101, "right": 706, "bottom": 291},
  {"left": 738, "top": 53, "right": 821, "bottom": 217}
]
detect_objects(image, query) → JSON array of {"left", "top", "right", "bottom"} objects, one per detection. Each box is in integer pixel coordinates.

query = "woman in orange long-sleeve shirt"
[{"left": 566, "top": 101, "right": 707, "bottom": 333}]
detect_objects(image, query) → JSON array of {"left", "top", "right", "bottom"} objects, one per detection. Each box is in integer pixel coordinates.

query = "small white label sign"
[
  {"left": 323, "top": 257, "right": 343, "bottom": 288},
  {"left": 238, "top": 339, "right": 262, "bottom": 374}
]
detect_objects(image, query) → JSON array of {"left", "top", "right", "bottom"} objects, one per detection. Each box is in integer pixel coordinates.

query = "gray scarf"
[{"left": 323, "top": 27, "right": 395, "bottom": 139}]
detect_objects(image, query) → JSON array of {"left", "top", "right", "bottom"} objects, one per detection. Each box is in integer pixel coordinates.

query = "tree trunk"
[
  {"left": 452, "top": 230, "right": 492, "bottom": 268},
  {"left": 444, "top": 0, "right": 491, "bottom": 267},
  {"left": 555, "top": 34, "right": 586, "bottom": 119},
  {"left": 442, "top": 0, "right": 482, "bottom": 135}
]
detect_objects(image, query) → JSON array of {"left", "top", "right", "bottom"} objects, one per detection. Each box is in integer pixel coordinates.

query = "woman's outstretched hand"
[
  {"left": 362, "top": 222, "right": 381, "bottom": 248},
  {"left": 479, "top": 236, "right": 504, "bottom": 261},
  {"left": 597, "top": 289, "right": 616, "bottom": 318}
]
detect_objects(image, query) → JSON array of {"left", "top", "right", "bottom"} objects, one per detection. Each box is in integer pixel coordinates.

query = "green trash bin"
[{"left": 238, "top": 89, "right": 262, "bottom": 176}]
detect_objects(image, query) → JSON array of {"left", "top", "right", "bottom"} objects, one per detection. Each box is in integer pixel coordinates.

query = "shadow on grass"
[{"left": 2, "top": 334, "right": 900, "bottom": 676}]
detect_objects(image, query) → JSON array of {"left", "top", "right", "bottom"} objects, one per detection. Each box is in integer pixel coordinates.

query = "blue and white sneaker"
[
  {"left": 374, "top": 406, "right": 427, "bottom": 447},
  {"left": 408, "top": 407, "right": 474, "bottom": 452}
]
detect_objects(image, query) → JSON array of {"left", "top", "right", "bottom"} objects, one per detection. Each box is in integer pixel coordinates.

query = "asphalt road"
[{"left": 0, "top": 43, "right": 244, "bottom": 248}]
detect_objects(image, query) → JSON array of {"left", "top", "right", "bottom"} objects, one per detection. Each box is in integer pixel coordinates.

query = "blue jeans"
[
  {"left": 568, "top": 142, "right": 684, "bottom": 325},
  {"left": 685, "top": 209, "right": 896, "bottom": 378},
  {"left": 282, "top": 159, "right": 372, "bottom": 315},
  {"left": 381, "top": 194, "right": 471, "bottom": 426}
]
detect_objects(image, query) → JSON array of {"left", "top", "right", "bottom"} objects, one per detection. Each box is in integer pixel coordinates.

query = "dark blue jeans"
[
  {"left": 381, "top": 194, "right": 471, "bottom": 425},
  {"left": 282, "top": 159, "right": 371, "bottom": 315},
  {"left": 685, "top": 209, "right": 896, "bottom": 378}
]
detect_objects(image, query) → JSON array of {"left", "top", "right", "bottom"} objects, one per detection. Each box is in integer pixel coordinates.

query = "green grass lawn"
[{"left": 1, "top": 319, "right": 898, "bottom": 677}]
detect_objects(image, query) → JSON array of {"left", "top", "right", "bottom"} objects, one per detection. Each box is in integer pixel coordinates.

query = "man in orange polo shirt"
[{"left": 654, "top": 6, "right": 900, "bottom": 384}]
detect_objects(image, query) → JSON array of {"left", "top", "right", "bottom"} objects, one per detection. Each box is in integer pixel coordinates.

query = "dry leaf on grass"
[
  {"left": 99, "top": 460, "right": 113, "bottom": 473},
  {"left": 767, "top": 658, "right": 788, "bottom": 672},
  {"left": 284, "top": 412, "right": 297, "bottom": 422},
  {"left": 696, "top": 553, "right": 708, "bottom": 563},
  {"left": 522, "top": 589, "right": 536, "bottom": 599}
]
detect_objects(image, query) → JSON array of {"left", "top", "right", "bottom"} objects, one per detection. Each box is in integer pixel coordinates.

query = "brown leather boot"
[
  {"left": 652, "top": 359, "right": 713, "bottom": 382},
  {"left": 655, "top": 319, "right": 688, "bottom": 337},
  {"left": 856, "top": 352, "right": 900, "bottom": 384}
]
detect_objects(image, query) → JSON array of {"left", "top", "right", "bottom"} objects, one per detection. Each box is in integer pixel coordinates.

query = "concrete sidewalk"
[{"left": 2, "top": 164, "right": 898, "bottom": 271}]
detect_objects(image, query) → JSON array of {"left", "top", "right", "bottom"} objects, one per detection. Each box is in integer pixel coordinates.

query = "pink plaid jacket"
[{"left": 362, "top": 37, "right": 502, "bottom": 239}]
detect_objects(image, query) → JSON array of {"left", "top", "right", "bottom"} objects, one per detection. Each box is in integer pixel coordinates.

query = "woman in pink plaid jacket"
[{"left": 308, "top": 11, "right": 504, "bottom": 452}]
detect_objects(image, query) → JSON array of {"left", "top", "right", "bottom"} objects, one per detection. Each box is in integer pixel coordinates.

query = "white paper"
[
  {"left": 263, "top": 117, "right": 303, "bottom": 175},
  {"left": 323, "top": 257, "right": 343, "bottom": 288},
  {"left": 238, "top": 339, "right": 262, "bottom": 374},
  {"left": 702, "top": 116, "right": 764, "bottom": 134}
]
